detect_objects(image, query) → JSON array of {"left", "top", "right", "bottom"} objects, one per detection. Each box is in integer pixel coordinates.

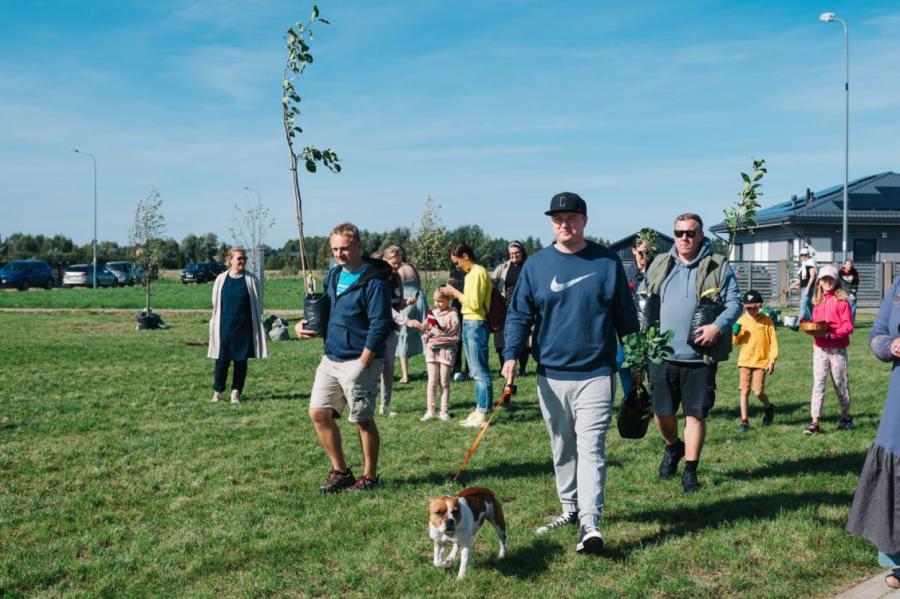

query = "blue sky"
[{"left": 2, "top": 0, "right": 900, "bottom": 247}]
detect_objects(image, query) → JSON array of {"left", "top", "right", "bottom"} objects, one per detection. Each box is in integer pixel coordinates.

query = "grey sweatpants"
[{"left": 536, "top": 374, "right": 615, "bottom": 529}]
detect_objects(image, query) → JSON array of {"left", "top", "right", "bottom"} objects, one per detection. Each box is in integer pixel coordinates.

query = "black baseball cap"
[
  {"left": 743, "top": 290, "right": 763, "bottom": 305},
  {"left": 545, "top": 192, "right": 587, "bottom": 216}
]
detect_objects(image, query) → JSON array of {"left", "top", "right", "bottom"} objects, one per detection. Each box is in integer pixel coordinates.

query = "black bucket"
[{"left": 303, "top": 292, "right": 330, "bottom": 337}]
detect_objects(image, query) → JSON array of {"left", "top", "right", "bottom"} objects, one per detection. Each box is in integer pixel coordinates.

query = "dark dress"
[
  {"left": 846, "top": 277, "right": 900, "bottom": 555},
  {"left": 218, "top": 274, "right": 254, "bottom": 361}
]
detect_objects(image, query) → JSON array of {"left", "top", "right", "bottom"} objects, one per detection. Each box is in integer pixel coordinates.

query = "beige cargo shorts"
[{"left": 309, "top": 355, "right": 383, "bottom": 423}]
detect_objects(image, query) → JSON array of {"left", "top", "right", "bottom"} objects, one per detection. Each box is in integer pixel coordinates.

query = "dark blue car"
[{"left": 0, "top": 260, "right": 54, "bottom": 290}]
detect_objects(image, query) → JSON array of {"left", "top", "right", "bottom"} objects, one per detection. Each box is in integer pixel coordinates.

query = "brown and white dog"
[{"left": 428, "top": 487, "right": 507, "bottom": 579}]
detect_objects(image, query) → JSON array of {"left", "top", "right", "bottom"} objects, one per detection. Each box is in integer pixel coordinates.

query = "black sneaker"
[
  {"left": 737, "top": 421, "right": 750, "bottom": 433},
  {"left": 837, "top": 417, "right": 854, "bottom": 431},
  {"left": 804, "top": 423, "right": 820, "bottom": 435},
  {"left": 658, "top": 440, "right": 685, "bottom": 479},
  {"left": 318, "top": 469, "right": 356, "bottom": 494},
  {"left": 762, "top": 404, "right": 775, "bottom": 426},
  {"left": 535, "top": 511, "right": 578, "bottom": 535},
  {"left": 347, "top": 474, "right": 380, "bottom": 493},
  {"left": 682, "top": 470, "right": 700, "bottom": 494}
]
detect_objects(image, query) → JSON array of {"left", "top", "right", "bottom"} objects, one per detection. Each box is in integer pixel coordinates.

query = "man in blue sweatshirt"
[
  {"left": 296, "top": 222, "right": 392, "bottom": 494},
  {"left": 503, "top": 192, "right": 639, "bottom": 555},
  {"left": 643, "top": 213, "right": 741, "bottom": 493}
]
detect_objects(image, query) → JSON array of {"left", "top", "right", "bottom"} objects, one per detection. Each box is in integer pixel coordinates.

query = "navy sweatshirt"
[
  {"left": 503, "top": 241, "right": 639, "bottom": 380},
  {"left": 321, "top": 258, "right": 392, "bottom": 362}
]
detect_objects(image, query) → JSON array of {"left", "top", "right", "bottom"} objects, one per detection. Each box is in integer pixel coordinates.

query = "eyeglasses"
[
  {"left": 235, "top": 257, "right": 247, "bottom": 262},
  {"left": 673, "top": 229, "right": 699, "bottom": 239}
]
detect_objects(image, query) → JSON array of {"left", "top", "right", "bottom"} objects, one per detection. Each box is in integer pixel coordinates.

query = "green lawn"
[
  {"left": 0, "top": 311, "right": 889, "bottom": 597},
  {"left": 0, "top": 278, "right": 305, "bottom": 311}
]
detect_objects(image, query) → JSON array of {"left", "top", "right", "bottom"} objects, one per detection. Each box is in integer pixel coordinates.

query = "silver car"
[
  {"left": 62, "top": 264, "right": 119, "bottom": 288},
  {"left": 105, "top": 261, "right": 143, "bottom": 286}
]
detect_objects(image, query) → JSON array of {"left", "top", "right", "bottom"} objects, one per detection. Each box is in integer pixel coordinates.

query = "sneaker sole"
[{"left": 576, "top": 536, "right": 605, "bottom": 555}]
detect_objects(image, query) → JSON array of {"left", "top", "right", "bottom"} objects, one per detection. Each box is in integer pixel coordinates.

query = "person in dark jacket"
[
  {"left": 503, "top": 192, "right": 639, "bottom": 555},
  {"left": 296, "top": 222, "right": 392, "bottom": 494}
]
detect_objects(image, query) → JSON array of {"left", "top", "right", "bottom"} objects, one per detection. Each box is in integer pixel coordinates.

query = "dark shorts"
[{"left": 649, "top": 361, "right": 718, "bottom": 420}]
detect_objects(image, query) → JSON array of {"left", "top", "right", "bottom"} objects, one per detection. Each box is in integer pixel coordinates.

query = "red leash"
[{"left": 448, "top": 380, "right": 516, "bottom": 491}]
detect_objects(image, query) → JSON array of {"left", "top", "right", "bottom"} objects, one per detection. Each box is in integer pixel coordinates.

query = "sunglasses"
[
  {"left": 674, "top": 229, "right": 699, "bottom": 239},
  {"left": 235, "top": 257, "right": 247, "bottom": 262}
]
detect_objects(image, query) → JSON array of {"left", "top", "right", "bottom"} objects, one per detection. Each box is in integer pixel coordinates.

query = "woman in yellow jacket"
[
  {"left": 732, "top": 290, "right": 778, "bottom": 432},
  {"left": 441, "top": 242, "right": 493, "bottom": 427}
]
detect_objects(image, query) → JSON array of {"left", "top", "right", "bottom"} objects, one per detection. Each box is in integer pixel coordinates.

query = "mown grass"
[
  {"left": 0, "top": 278, "right": 306, "bottom": 311},
  {"left": 0, "top": 311, "right": 888, "bottom": 597}
]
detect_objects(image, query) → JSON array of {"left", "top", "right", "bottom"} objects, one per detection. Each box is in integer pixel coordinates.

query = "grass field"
[
  {"left": 0, "top": 279, "right": 305, "bottom": 311},
  {"left": 0, "top": 310, "right": 889, "bottom": 597}
]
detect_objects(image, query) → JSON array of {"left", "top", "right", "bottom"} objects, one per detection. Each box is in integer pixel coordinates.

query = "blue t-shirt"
[{"left": 336, "top": 265, "right": 367, "bottom": 295}]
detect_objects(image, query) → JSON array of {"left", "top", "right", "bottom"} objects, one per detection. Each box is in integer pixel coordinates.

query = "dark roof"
[
  {"left": 607, "top": 229, "right": 675, "bottom": 253},
  {"left": 710, "top": 171, "right": 900, "bottom": 232}
]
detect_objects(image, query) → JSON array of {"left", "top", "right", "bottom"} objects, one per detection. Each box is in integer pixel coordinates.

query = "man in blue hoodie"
[
  {"left": 503, "top": 192, "right": 639, "bottom": 555},
  {"left": 296, "top": 222, "right": 392, "bottom": 494},
  {"left": 643, "top": 213, "right": 741, "bottom": 493}
]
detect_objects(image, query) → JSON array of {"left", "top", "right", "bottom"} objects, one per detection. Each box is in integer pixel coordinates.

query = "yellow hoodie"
[{"left": 732, "top": 312, "right": 778, "bottom": 369}]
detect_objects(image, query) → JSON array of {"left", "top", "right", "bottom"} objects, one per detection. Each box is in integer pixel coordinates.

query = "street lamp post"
[
  {"left": 243, "top": 186, "right": 264, "bottom": 309},
  {"left": 73, "top": 149, "right": 98, "bottom": 288},
  {"left": 819, "top": 11, "right": 849, "bottom": 262}
]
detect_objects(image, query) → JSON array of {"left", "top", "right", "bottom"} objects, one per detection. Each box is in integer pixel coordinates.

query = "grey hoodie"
[{"left": 658, "top": 240, "right": 741, "bottom": 362}]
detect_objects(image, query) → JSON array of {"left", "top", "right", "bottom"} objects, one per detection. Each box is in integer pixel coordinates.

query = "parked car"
[
  {"left": 62, "top": 264, "right": 119, "bottom": 288},
  {"left": 0, "top": 259, "right": 54, "bottom": 290},
  {"left": 105, "top": 261, "right": 143, "bottom": 286},
  {"left": 180, "top": 261, "right": 226, "bottom": 284}
]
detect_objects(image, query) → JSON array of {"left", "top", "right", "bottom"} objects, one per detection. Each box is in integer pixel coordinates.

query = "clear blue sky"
[{"left": 2, "top": 1, "right": 899, "bottom": 247}]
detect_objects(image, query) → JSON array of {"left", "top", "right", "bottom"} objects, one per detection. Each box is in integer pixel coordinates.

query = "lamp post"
[
  {"left": 243, "top": 186, "right": 264, "bottom": 309},
  {"left": 73, "top": 148, "right": 98, "bottom": 288},
  {"left": 819, "top": 11, "right": 849, "bottom": 262}
]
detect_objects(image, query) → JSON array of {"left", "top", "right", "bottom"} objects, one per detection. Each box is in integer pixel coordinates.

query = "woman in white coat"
[{"left": 207, "top": 246, "right": 268, "bottom": 403}]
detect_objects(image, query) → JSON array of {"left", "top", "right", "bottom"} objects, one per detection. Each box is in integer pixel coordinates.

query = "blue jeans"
[
  {"left": 800, "top": 288, "right": 813, "bottom": 321},
  {"left": 462, "top": 320, "right": 492, "bottom": 413}
]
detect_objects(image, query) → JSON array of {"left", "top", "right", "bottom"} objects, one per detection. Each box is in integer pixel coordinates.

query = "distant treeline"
[{"left": 0, "top": 228, "right": 610, "bottom": 271}]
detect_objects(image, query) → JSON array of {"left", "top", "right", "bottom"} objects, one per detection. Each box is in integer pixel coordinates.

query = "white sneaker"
[
  {"left": 230, "top": 390, "right": 240, "bottom": 404},
  {"left": 211, "top": 391, "right": 222, "bottom": 403},
  {"left": 459, "top": 412, "right": 486, "bottom": 428},
  {"left": 439, "top": 411, "right": 451, "bottom": 421},
  {"left": 420, "top": 411, "right": 434, "bottom": 422},
  {"left": 576, "top": 526, "right": 604, "bottom": 555},
  {"left": 453, "top": 372, "right": 467, "bottom": 382}
]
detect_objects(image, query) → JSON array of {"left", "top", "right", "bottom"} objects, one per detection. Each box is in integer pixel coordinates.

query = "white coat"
[{"left": 207, "top": 271, "right": 269, "bottom": 360}]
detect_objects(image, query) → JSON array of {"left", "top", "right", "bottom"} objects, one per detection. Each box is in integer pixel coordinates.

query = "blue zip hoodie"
[
  {"left": 503, "top": 241, "right": 639, "bottom": 380},
  {"left": 321, "top": 258, "right": 392, "bottom": 362}
]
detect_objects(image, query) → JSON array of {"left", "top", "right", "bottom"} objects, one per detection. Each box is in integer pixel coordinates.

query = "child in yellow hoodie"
[{"left": 732, "top": 290, "right": 778, "bottom": 432}]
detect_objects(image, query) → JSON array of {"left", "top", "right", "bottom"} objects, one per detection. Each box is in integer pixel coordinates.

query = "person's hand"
[
  {"left": 406, "top": 319, "right": 422, "bottom": 330},
  {"left": 441, "top": 283, "right": 461, "bottom": 299},
  {"left": 693, "top": 324, "right": 721, "bottom": 347},
  {"left": 890, "top": 339, "right": 900, "bottom": 359},
  {"left": 405, "top": 297, "right": 416, "bottom": 306},
  {"left": 295, "top": 319, "right": 317, "bottom": 339},
  {"left": 766, "top": 362, "right": 775, "bottom": 375},
  {"left": 500, "top": 359, "right": 518, "bottom": 383}
]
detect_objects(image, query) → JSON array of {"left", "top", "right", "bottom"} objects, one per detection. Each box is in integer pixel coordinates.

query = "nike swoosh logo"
[{"left": 550, "top": 273, "right": 596, "bottom": 292}]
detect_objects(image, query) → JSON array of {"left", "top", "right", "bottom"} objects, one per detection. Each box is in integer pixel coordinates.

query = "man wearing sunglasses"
[{"left": 642, "top": 213, "right": 741, "bottom": 493}]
